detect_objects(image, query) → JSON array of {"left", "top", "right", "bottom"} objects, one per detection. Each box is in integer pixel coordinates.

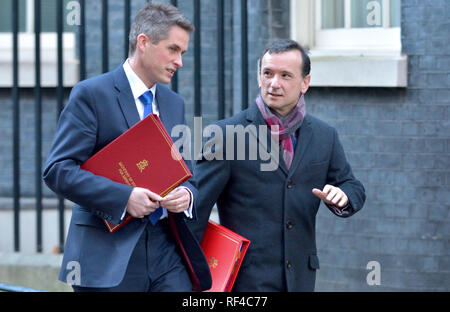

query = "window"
[
  {"left": 291, "top": 0, "right": 407, "bottom": 87},
  {"left": 316, "top": 0, "right": 401, "bottom": 52},
  {"left": 320, "top": 0, "right": 400, "bottom": 29},
  {"left": 0, "top": 0, "right": 79, "bottom": 87}
]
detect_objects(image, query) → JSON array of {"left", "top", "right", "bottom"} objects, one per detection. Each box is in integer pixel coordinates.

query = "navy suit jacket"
[
  {"left": 189, "top": 102, "right": 365, "bottom": 291},
  {"left": 43, "top": 65, "right": 211, "bottom": 290}
]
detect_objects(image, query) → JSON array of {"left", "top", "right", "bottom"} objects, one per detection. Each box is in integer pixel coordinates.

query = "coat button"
[
  {"left": 287, "top": 180, "right": 293, "bottom": 189},
  {"left": 286, "top": 221, "right": 294, "bottom": 230},
  {"left": 286, "top": 261, "right": 292, "bottom": 269}
]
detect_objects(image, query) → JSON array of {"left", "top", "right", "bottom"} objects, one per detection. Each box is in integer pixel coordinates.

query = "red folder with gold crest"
[
  {"left": 80, "top": 114, "right": 192, "bottom": 233},
  {"left": 201, "top": 220, "right": 250, "bottom": 292}
]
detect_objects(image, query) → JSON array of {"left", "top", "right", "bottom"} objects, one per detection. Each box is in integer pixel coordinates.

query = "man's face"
[
  {"left": 138, "top": 25, "right": 190, "bottom": 86},
  {"left": 258, "top": 50, "right": 310, "bottom": 116}
]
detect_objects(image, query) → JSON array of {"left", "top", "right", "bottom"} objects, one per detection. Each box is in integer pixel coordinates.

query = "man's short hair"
[
  {"left": 128, "top": 2, "right": 194, "bottom": 56},
  {"left": 259, "top": 39, "right": 311, "bottom": 77}
]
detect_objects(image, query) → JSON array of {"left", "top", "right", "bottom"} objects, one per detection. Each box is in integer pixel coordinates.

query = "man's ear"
[
  {"left": 301, "top": 74, "right": 311, "bottom": 94},
  {"left": 136, "top": 33, "right": 151, "bottom": 52}
]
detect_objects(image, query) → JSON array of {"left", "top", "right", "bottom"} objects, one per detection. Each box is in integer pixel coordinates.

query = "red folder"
[
  {"left": 200, "top": 220, "right": 250, "bottom": 292},
  {"left": 80, "top": 114, "right": 192, "bottom": 233}
]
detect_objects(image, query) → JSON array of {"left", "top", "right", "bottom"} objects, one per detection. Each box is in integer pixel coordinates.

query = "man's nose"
[
  {"left": 174, "top": 54, "right": 183, "bottom": 68},
  {"left": 270, "top": 75, "right": 281, "bottom": 88}
]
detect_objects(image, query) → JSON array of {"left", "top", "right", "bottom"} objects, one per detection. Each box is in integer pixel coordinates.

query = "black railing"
[
  {"left": 241, "top": 0, "right": 248, "bottom": 110},
  {"left": 8, "top": 0, "right": 249, "bottom": 254},
  {"left": 79, "top": 0, "right": 86, "bottom": 81},
  {"left": 34, "top": 0, "right": 43, "bottom": 253},
  {"left": 12, "top": 0, "right": 20, "bottom": 253},
  {"left": 102, "top": 0, "right": 109, "bottom": 73},
  {"left": 56, "top": 0, "right": 66, "bottom": 254},
  {"left": 170, "top": 0, "right": 178, "bottom": 93},
  {"left": 217, "top": 0, "right": 224, "bottom": 119},
  {"left": 194, "top": 0, "right": 201, "bottom": 116}
]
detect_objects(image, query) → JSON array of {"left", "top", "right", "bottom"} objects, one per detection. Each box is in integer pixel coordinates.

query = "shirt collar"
[{"left": 123, "top": 59, "right": 157, "bottom": 101}]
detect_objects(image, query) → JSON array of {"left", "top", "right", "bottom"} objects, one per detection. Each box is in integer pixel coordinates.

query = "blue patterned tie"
[{"left": 139, "top": 91, "right": 163, "bottom": 225}]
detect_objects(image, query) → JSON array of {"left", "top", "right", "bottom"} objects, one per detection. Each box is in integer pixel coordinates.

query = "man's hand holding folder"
[
  {"left": 126, "top": 187, "right": 163, "bottom": 219},
  {"left": 160, "top": 187, "right": 192, "bottom": 214},
  {"left": 126, "top": 186, "right": 191, "bottom": 219}
]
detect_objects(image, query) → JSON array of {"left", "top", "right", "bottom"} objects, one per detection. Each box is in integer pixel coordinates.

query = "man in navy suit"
[
  {"left": 189, "top": 39, "right": 366, "bottom": 291},
  {"left": 43, "top": 2, "right": 211, "bottom": 292}
]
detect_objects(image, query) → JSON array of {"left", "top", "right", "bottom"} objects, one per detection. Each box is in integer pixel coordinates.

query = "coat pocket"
[
  {"left": 308, "top": 254, "right": 320, "bottom": 270},
  {"left": 73, "top": 208, "right": 107, "bottom": 229}
]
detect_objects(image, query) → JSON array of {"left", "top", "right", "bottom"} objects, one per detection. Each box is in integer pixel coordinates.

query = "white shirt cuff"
[
  {"left": 180, "top": 186, "right": 194, "bottom": 219},
  {"left": 120, "top": 206, "right": 127, "bottom": 221}
]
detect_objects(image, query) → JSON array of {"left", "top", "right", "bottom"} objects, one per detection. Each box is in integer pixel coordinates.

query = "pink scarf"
[{"left": 255, "top": 93, "right": 306, "bottom": 169}]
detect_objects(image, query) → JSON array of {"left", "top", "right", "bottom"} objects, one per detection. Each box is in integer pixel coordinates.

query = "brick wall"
[{"left": 310, "top": 0, "right": 449, "bottom": 291}]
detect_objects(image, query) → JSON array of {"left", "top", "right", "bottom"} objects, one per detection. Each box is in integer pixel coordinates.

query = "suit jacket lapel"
[
  {"left": 113, "top": 68, "right": 173, "bottom": 131},
  {"left": 155, "top": 84, "right": 176, "bottom": 133},
  {"left": 288, "top": 115, "right": 313, "bottom": 176},
  {"left": 113, "top": 65, "right": 140, "bottom": 129}
]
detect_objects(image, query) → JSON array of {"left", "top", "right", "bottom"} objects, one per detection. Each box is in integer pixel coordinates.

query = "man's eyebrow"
[
  {"left": 169, "top": 43, "right": 187, "bottom": 54},
  {"left": 262, "top": 66, "right": 294, "bottom": 75}
]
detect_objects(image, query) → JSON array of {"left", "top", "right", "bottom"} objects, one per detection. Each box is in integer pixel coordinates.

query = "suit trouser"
[{"left": 73, "top": 218, "right": 192, "bottom": 292}]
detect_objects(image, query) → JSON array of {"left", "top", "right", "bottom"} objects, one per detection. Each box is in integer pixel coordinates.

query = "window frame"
[
  {"left": 290, "top": 0, "right": 407, "bottom": 87},
  {"left": 314, "top": 0, "right": 401, "bottom": 52}
]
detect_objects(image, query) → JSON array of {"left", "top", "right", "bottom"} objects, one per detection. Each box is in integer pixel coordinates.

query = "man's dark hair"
[
  {"left": 259, "top": 39, "right": 311, "bottom": 77},
  {"left": 128, "top": 2, "right": 194, "bottom": 56}
]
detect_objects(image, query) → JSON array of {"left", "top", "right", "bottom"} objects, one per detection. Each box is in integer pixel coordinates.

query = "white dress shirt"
[{"left": 121, "top": 59, "right": 193, "bottom": 220}]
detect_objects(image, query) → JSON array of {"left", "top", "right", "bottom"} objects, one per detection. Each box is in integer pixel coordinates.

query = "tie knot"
[{"left": 140, "top": 91, "right": 153, "bottom": 106}]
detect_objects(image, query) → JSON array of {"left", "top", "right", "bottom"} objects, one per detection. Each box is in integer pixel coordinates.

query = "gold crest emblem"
[
  {"left": 208, "top": 256, "right": 218, "bottom": 269},
  {"left": 136, "top": 159, "right": 149, "bottom": 173}
]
